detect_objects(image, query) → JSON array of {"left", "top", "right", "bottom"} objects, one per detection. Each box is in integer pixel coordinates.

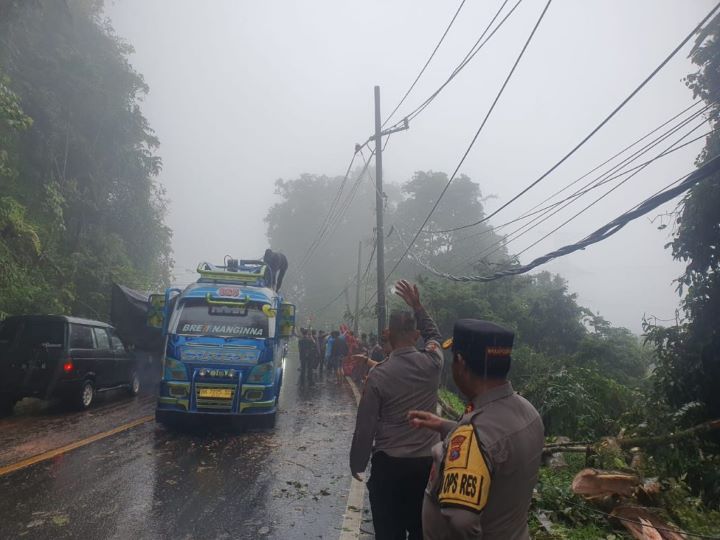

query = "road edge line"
[
  {"left": 339, "top": 376, "right": 364, "bottom": 540},
  {"left": 0, "top": 414, "right": 154, "bottom": 477}
]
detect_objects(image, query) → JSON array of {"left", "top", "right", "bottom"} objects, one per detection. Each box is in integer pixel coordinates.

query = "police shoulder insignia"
[{"left": 438, "top": 424, "right": 491, "bottom": 513}]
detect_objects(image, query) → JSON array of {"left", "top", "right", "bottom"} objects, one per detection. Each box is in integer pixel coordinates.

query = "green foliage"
[
  {"left": 415, "top": 274, "right": 648, "bottom": 440},
  {"left": 0, "top": 1, "right": 171, "bottom": 319},
  {"left": 524, "top": 366, "right": 642, "bottom": 440},
  {"left": 576, "top": 314, "right": 651, "bottom": 386},
  {"left": 530, "top": 456, "right": 720, "bottom": 539},
  {"left": 650, "top": 11, "right": 720, "bottom": 421},
  {"left": 414, "top": 272, "right": 586, "bottom": 352},
  {"left": 389, "top": 171, "right": 508, "bottom": 274},
  {"left": 0, "top": 73, "right": 32, "bottom": 178},
  {"left": 438, "top": 387, "right": 464, "bottom": 416},
  {"left": 530, "top": 455, "right": 617, "bottom": 539},
  {"left": 643, "top": 13, "right": 720, "bottom": 504},
  {"left": 659, "top": 477, "right": 720, "bottom": 536}
]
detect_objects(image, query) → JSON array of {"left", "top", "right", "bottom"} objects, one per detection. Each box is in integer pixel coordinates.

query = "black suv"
[{"left": 0, "top": 315, "right": 140, "bottom": 414}]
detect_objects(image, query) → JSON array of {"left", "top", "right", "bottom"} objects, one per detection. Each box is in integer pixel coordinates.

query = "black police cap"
[{"left": 442, "top": 319, "right": 514, "bottom": 377}]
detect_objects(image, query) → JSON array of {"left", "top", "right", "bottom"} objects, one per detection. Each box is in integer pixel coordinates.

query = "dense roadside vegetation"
[{"left": 0, "top": 0, "right": 171, "bottom": 320}]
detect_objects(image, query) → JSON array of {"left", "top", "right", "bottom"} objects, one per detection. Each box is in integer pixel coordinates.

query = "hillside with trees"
[{"left": 0, "top": 0, "right": 171, "bottom": 320}]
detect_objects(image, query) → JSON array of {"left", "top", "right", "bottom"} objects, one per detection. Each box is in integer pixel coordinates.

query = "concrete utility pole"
[
  {"left": 353, "top": 240, "right": 362, "bottom": 335},
  {"left": 374, "top": 86, "right": 386, "bottom": 339}
]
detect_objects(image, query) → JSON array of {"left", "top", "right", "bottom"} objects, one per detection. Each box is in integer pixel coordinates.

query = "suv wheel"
[
  {"left": 77, "top": 380, "right": 95, "bottom": 410},
  {"left": 127, "top": 371, "right": 140, "bottom": 396},
  {"left": 0, "top": 394, "right": 16, "bottom": 416}
]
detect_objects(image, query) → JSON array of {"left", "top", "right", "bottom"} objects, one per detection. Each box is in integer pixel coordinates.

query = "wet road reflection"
[{"left": 0, "top": 353, "right": 358, "bottom": 539}]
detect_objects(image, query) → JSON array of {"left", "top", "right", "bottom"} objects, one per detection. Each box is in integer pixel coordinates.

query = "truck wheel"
[
  {"left": 127, "top": 371, "right": 140, "bottom": 396},
  {"left": 76, "top": 380, "right": 95, "bottom": 410}
]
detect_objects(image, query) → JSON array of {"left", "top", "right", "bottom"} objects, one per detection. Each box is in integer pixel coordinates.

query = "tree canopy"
[
  {"left": 0, "top": 0, "right": 171, "bottom": 319},
  {"left": 646, "top": 13, "right": 720, "bottom": 425}
]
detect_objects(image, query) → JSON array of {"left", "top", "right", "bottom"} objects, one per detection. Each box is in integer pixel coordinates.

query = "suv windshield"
[{"left": 173, "top": 298, "right": 272, "bottom": 339}]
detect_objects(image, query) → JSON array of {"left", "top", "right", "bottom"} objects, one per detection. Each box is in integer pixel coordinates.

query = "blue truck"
[{"left": 153, "top": 260, "right": 295, "bottom": 428}]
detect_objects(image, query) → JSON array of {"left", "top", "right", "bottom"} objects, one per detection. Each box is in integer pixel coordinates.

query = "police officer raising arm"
[
  {"left": 408, "top": 320, "right": 544, "bottom": 540},
  {"left": 350, "top": 280, "right": 444, "bottom": 540}
]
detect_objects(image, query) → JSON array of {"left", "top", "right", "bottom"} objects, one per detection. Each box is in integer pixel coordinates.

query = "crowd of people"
[{"left": 296, "top": 325, "right": 388, "bottom": 386}]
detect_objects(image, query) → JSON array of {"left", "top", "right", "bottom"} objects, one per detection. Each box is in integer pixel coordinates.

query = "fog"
[{"left": 106, "top": 0, "right": 713, "bottom": 332}]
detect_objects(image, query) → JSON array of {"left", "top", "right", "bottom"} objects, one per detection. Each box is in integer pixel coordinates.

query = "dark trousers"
[
  {"left": 299, "top": 356, "right": 313, "bottom": 384},
  {"left": 368, "top": 451, "right": 433, "bottom": 540}
]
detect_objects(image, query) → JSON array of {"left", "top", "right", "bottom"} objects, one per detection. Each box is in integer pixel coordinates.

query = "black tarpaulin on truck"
[{"left": 110, "top": 283, "right": 162, "bottom": 352}]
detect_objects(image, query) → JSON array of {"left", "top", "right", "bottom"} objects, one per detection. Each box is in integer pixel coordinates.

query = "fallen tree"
[{"left": 543, "top": 418, "right": 720, "bottom": 456}]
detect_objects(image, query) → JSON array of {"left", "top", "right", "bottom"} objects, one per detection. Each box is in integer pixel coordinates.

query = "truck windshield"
[{"left": 172, "top": 298, "right": 272, "bottom": 339}]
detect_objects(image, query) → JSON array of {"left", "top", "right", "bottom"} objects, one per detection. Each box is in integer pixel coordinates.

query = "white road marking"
[{"left": 339, "top": 376, "right": 365, "bottom": 540}]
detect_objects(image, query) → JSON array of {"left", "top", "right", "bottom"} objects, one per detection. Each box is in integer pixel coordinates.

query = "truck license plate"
[{"left": 198, "top": 388, "right": 232, "bottom": 399}]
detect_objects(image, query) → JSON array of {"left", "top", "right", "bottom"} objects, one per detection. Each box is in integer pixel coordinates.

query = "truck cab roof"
[{"left": 181, "top": 282, "right": 278, "bottom": 304}]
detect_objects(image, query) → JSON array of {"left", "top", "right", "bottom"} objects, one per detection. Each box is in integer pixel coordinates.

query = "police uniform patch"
[
  {"left": 448, "top": 434, "right": 466, "bottom": 461},
  {"left": 438, "top": 424, "right": 491, "bottom": 513}
]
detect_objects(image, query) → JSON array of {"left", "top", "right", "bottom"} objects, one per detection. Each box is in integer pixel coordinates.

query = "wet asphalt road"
[{"left": 0, "top": 352, "right": 360, "bottom": 539}]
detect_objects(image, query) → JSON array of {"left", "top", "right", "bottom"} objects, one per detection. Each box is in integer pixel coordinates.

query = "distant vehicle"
[
  {"left": 0, "top": 315, "right": 139, "bottom": 414},
  {"left": 153, "top": 259, "right": 296, "bottom": 429}
]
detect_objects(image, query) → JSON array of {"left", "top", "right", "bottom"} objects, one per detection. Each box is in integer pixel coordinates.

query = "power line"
[
  {"left": 385, "top": 0, "right": 553, "bottom": 283},
  {"left": 361, "top": 233, "right": 377, "bottom": 284},
  {"left": 382, "top": 0, "right": 468, "bottom": 128},
  {"left": 508, "top": 125, "right": 712, "bottom": 262},
  {"left": 296, "top": 149, "right": 375, "bottom": 274},
  {"left": 443, "top": 103, "right": 711, "bottom": 271},
  {"left": 439, "top": 99, "right": 707, "bottom": 252},
  {"left": 356, "top": 0, "right": 539, "bottom": 315},
  {"left": 462, "top": 113, "right": 712, "bottom": 266},
  {"left": 450, "top": 127, "right": 711, "bottom": 272},
  {"left": 313, "top": 281, "right": 353, "bottom": 314},
  {"left": 387, "top": 0, "right": 520, "bottom": 130},
  {"left": 296, "top": 152, "right": 359, "bottom": 272},
  {"left": 499, "top": 101, "right": 711, "bottom": 234},
  {"left": 418, "top": 117, "right": 713, "bottom": 275},
  {"left": 448, "top": 107, "right": 713, "bottom": 271},
  {"left": 435, "top": 0, "right": 720, "bottom": 234},
  {"left": 402, "top": 154, "right": 720, "bottom": 282},
  {"left": 312, "top": 231, "right": 377, "bottom": 317},
  {"left": 329, "top": 149, "right": 375, "bottom": 229},
  {"left": 447, "top": 120, "right": 712, "bottom": 273},
  {"left": 303, "top": 152, "right": 377, "bottom": 316}
]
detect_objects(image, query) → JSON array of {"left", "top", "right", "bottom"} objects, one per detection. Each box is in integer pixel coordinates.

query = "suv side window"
[
  {"left": 93, "top": 327, "right": 110, "bottom": 350},
  {"left": 107, "top": 329, "right": 126, "bottom": 353},
  {"left": 70, "top": 324, "right": 94, "bottom": 349}
]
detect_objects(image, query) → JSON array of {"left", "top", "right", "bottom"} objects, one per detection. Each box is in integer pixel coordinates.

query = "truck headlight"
[{"left": 247, "top": 363, "right": 274, "bottom": 384}]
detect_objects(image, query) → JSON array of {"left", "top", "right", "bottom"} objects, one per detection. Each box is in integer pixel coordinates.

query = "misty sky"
[{"left": 106, "top": 0, "right": 714, "bottom": 332}]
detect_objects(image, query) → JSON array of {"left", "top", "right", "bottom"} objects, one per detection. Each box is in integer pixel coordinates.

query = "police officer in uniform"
[
  {"left": 350, "top": 280, "right": 443, "bottom": 540},
  {"left": 408, "top": 320, "right": 544, "bottom": 539}
]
